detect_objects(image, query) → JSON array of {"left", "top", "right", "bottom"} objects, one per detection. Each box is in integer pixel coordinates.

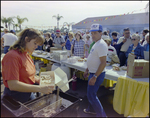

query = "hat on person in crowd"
[
  {"left": 56, "top": 29, "right": 60, "bottom": 33},
  {"left": 90, "top": 24, "right": 103, "bottom": 32},
  {"left": 10, "top": 30, "right": 16, "bottom": 33}
]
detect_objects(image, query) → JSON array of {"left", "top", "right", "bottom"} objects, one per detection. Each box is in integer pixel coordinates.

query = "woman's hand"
[
  {"left": 35, "top": 75, "right": 40, "bottom": 84},
  {"left": 39, "top": 85, "right": 54, "bottom": 94},
  {"left": 85, "top": 44, "right": 89, "bottom": 48}
]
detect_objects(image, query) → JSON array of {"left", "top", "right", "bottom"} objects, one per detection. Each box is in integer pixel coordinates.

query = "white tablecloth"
[
  {"left": 31, "top": 54, "right": 149, "bottom": 83},
  {"left": 62, "top": 60, "right": 149, "bottom": 83}
]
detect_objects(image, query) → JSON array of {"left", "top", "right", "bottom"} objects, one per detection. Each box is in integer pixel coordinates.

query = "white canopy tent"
[{"left": 72, "top": 12, "right": 149, "bottom": 37}]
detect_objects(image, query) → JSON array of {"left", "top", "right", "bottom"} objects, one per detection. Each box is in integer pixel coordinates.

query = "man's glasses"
[{"left": 125, "top": 32, "right": 130, "bottom": 34}]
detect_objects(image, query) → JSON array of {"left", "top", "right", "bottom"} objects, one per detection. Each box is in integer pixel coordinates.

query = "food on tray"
[
  {"left": 78, "top": 59, "right": 84, "bottom": 62},
  {"left": 84, "top": 58, "right": 87, "bottom": 62},
  {"left": 112, "top": 63, "right": 120, "bottom": 67},
  {"left": 36, "top": 52, "right": 43, "bottom": 55},
  {"left": 106, "top": 62, "right": 110, "bottom": 66},
  {"left": 40, "top": 71, "right": 55, "bottom": 86},
  {"left": 42, "top": 52, "right": 47, "bottom": 55},
  {"left": 113, "top": 66, "right": 120, "bottom": 71},
  {"left": 41, "top": 75, "right": 53, "bottom": 84}
]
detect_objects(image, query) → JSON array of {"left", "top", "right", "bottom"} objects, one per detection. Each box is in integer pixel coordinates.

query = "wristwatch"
[{"left": 93, "top": 74, "right": 97, "bottom": 78}]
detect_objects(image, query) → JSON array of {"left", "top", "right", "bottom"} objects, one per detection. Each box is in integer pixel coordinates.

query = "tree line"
[
  {"left": 1, "top": 15, "right": 28, "bottom": 31},
  {"left": 1, "top": 14, "right": 75, "bottom": 32}
]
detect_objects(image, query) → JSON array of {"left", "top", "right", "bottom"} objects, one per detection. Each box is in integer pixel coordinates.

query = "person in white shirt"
[
  {"left": 117, "top": 28, "right": 132, "bottom": 66},
  {"left": 104, "top": 38, "right": 119, "bottom": 63},
  {"left": 83, "top": 24, "right": 107, "bottom": 117},
  {"left": 1, "top": 30, "right": 18, "bottom": 54}
]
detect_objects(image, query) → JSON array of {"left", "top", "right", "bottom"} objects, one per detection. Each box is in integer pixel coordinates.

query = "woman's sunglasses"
[{"left": 131, "top": 38, "right": 136, "bottom": 41}]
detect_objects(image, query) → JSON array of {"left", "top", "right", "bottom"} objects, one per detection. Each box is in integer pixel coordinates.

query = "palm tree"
[
  {"left": 16, "top": 15, "right": 28, "bottom": 31},
  {"left": 14, "top": 24, "right": 19, "bottom": 31},
  {"left": 63, "top": 22, "right": 75, "bottom": 31},
  {"left": 52, "top": 14, "right": 63, "bottom": 29},
  {"left": 1, "top": 16, "right": 9, "bottom": 28},
  {"left": 7, "top": 17, "right": 15, "bottom": 30}
]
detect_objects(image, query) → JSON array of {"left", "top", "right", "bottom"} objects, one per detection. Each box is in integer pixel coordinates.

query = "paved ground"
[{"left": 66, "top": 78, "right": 124, "bottom": 117}]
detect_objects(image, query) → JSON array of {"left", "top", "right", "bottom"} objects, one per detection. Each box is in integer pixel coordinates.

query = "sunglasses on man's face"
[{"left": 125, "top": 32, "right": 130, "bottom": 34}]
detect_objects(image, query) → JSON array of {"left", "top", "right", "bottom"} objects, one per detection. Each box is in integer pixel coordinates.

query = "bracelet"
[{"left": 93, "top": 74, "right": 97, "bottom": 78}]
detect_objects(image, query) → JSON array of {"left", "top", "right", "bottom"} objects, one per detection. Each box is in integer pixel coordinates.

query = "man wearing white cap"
[{"left": 83, "top": 24, "right": 107, "bottom": 117}]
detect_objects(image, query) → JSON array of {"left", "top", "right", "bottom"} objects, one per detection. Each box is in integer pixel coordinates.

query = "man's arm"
[{"left": 61, "top": 37, "right": 66, "bottom": 47}]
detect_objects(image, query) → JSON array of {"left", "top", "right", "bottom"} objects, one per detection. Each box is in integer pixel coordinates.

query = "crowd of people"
[
  {"left": 1, "top": 27, "right": 149, "bottom": 67},
  {"left": 1, "top": 25, "right": 149, "bottom": 117}
]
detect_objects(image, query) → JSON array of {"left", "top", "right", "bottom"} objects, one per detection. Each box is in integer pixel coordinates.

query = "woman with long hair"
[
  {"left": 2, "top": 28, "right": 54, "bottom": 103},
  {"left": 71, "top": 32, "right": 85, "bottom": 58}
]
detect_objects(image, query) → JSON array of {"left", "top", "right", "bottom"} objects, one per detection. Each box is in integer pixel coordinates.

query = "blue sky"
[{"left": 1, "top": 1, "right": 149, "bottom": 30}]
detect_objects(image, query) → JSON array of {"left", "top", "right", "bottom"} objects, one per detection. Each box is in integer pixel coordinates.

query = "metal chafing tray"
[{"left": 1, "top": 90, "right": 82, "bottom": 117}]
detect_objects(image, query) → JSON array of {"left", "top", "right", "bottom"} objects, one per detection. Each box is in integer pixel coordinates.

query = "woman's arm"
[
  {"left": 84, "top": 44, "right": 86, "bottom": 58},
  {"left": 136, "top": 47, "right": 145, "bottom": 59},
  {"left": 71, "top": 44, "right": 73, "bottom": 56},
  {"left": 7, "top": 80, "right": 54, "bottom": 94}
]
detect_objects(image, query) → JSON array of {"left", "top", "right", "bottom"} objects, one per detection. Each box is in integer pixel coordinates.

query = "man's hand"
[
  {"left": 83, "top": 71, "right": 88, "bottom": 78},
  {"left": 61, "top": 43, "right": 66, "bottom": 47},
  {"left": 113, "top": 42, "right": 116, "bottom": 45},
  {"left": 122, "top": 38, "right": 127, "bottom": 43},
  {"left": 89, "top": 76, "right": 97, "bottom": 86}
]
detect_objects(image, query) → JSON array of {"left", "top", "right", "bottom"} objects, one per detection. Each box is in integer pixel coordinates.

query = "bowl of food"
[{"left": 113, "top": 66, "right": 121, "bottom": 71}]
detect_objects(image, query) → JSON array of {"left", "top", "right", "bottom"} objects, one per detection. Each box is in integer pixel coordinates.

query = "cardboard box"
[
  {"left": 39, "top": 67, "right": 69, "bottom": 92},
  {"left": 40, "top": 71, "right": 55, "bottom": 87},
  {"left": 127, "top": 54, "right": 149, "bottom": 78}
]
